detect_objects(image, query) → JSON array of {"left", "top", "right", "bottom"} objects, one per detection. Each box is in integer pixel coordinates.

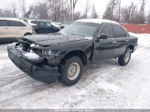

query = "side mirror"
[{"left": 97, "top": 33, "right": 108, "bottom": 40}]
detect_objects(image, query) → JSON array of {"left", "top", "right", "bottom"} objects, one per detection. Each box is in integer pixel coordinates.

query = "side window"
[
  {"left": 0, "top": 20, "right": 9, "bottom": 26},
  {"left": 112, "top": 25, "right": 127, "bottom": 37},
  {"left": 9, "top": 20, "right": 26, "bottom": 27},
  {"left": 40, "top": 22, "right": 47, "bottom": 27},
  {"left": 46, "top": 22, "right": 52, "bottom": 27},
  {"left": 100, "top": 24, "right": 113, "bottom": 38}
]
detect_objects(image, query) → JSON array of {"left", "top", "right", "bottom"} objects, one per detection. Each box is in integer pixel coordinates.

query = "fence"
[{"left": 121, "top": 24, "right": 150, "bottom": 34}]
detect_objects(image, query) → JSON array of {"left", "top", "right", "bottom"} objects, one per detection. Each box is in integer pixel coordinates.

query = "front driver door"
[{"left": 93, "top": 23, "right": 119, "bottom": 62}]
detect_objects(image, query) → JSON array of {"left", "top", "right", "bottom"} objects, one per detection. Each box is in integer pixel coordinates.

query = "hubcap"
[
  {"left": 67, "top": 62, "right": 80, "bottom": 80},
  {"left": 124, "top": 50, "right": 131, "bottom": 63}
]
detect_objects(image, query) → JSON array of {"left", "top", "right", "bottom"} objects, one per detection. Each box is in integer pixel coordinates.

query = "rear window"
[
  {"left": 31, "top": 21, "right": 52, "bottom": 27},
  {"left": 8, "top": 20, "right": 26, "bottom": 27},
  {"left": 112, "top": 24, "right": 127, "bottom": 37},
  {"left": 0, "top": 20, "right": 9, "bottom": 26}
]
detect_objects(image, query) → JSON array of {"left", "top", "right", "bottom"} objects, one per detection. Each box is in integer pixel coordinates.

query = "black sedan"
[{"left": 31, "top": 21, "right": 61, "bottom": 34}]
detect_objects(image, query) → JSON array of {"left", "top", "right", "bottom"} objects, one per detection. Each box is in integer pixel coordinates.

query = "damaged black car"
[{"left": 8, "top": 19, "right": 138, "bottom": 86}]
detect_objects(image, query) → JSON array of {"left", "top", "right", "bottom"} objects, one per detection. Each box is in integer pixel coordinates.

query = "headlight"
[
  {"left": 42, "top": 50, "right": 59, "bottom": 56},
  {"left": 47, "top": 50, "right": 52, "bottom": 55}
]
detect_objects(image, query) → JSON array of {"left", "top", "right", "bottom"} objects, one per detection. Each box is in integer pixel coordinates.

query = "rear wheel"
[
  {"left": 59, "top": 56, "right": 83, "bottom": 86},
  {"left": 118, "top": 48, "right": 132, "bottom": 66}
]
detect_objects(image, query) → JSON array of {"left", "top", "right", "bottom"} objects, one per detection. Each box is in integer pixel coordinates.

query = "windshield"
[{"left": 60, "top": 22, "right": 100, "bottom": 37}]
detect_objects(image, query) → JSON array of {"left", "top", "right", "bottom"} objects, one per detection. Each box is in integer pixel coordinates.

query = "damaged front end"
[{"left": 7, "top": 39, "right": 60, "bottom": 84}]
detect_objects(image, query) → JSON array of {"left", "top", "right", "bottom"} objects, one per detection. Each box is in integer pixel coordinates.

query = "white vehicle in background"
[{"left": 0, "top": 18, "right": 33, "bottom": 42}]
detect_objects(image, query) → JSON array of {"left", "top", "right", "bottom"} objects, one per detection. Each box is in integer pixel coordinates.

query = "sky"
[{"left": 0, "top": 0, "right": 150, "bottom": 17}]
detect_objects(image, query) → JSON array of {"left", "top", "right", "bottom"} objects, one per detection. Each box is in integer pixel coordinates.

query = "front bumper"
[{"left": 7, "top": 44, "right": 60, "bottom": 84}]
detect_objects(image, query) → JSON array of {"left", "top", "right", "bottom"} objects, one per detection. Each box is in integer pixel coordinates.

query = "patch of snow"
[
  {"left": 0, "top": 33, "right": 150, "bottom": 109},
  {"left": 76, "top": 19, "right": 119, "bottom": 25},
  {"left": 130, "top": 32, "right": 150, "bottom": 49},
  {"left": 24, "top": 52, "right": 40, "bottom": 60},
  {"left": 85, "top": 37, "right": 93, "bottom": 40}
]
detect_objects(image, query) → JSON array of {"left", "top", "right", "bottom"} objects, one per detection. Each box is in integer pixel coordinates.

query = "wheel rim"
[
  {"left": 67, "top": 62, "right": 80, "bottom": 80},
  {"left": 124, "top": 49, "right": 131, "bottom": 63}
]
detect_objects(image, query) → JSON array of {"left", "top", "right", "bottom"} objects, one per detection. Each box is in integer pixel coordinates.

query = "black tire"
[
  {"left": 118, "top": 48, "right": 132, "bottom": 66},
  {"left": 59, "top": 56, "right": 83, "bottom": 86}
]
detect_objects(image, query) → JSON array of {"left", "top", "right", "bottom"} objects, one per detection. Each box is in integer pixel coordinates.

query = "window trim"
[
  {"left": 112, "top": 24, "right": 128, "bottom": 38},
  {"left": 0, "top": 20, "right": 9, "bottom": 27},
  {"left": 98, "top": 23, "right": 114, "bottom": 38},
  {"left": 8, "top": 20, "right": 26, "bottom": 27}
]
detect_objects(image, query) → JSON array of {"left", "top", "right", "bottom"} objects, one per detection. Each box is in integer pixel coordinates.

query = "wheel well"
[
  {"left": 24, "top": 33, "right": 32, "bottom": 36},
  {"left": 128, "top": 45, "right": 134, "bottom": 52},
  {"left": 59, "top": 50, "right": 87, "bottom": 67}
]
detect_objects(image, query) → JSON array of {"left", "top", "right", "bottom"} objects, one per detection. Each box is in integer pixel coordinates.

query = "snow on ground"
[{"left": 0, "top": 33, "right": 150, "bottom": 109}]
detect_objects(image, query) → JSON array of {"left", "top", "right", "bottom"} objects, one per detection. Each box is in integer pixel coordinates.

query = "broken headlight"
[{"left": 42, "top": 50, "right": 60, "bottom": 57}]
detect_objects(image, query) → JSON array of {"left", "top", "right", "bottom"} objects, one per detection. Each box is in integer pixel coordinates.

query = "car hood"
[{"left": 23, "top": 33, "right": 93, "bottom": 46}]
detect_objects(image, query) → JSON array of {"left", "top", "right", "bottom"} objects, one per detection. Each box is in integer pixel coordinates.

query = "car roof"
[
  {"left": 0, "top": 18, "right": 22, "bottom": 21},
  {"left": 0, "top": 18, "right": 30, "bottom": 26},
  {"left": 76, "top": 19, "right": 119, "bottom": 25}
]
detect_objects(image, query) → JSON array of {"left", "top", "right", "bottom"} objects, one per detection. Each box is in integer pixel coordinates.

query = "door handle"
[{"left": 112, "top": 41, "right": 117, "bottom": 44}]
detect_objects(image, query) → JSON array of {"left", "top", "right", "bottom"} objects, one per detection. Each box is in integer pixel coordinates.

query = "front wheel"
[
  {"left": 59, "top": 56, "right": 83, "bottom": 86},
  {"left": 118, "top": 48, "right": 132, "bottom": 66}
]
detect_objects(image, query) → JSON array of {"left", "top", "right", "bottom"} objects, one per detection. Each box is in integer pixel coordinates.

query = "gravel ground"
[{"left": 0, "top": 33, "right": 150, "bottom": 109}]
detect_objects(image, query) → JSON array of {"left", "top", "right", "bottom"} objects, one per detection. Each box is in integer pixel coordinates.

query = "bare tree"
[
  {"left": 17, "top": 0, "right": 32, "bottom": 18},
  {"left": 103, "top": 0, "right": 121, "bottom": 22},
  {"left": 103, "top": 0, "right": 116, "bottom": 20},
  {"left": 121, "top": 2, "right": 138, "bottom": 23},
  {"left": 73, "top": 12, "right": 81, "bottom": 20},
  {"left": 148, "top": 14, "right": 150, "bottom": 24},
  {"left": 68, "top": 0, "right": 78, "bottom": 20},
  {"left": 30, "top": 2, "right": 49, "bottom": 19},
  {"left": 17, "top": 0, "right": 27, "bottom": 18},
  {"left": 47, "top": 0, "right": 70, "bottom": 21},
  {"left": 118, "top": 0, "right": 121, "bottom": 22},
  {"left": 11, "top": 3, "right": 18, "bottom": 18},
  {"left": 85, "top": 0, "right": 90, "bottom": 18},
  {"left": 91, "top": 5, "right": 98, "bottom": 18},
  {"left": 137, "top": 0, "right": 146, "bottom": 24},
  {"left": 0, "top": 9, "right": 15, "bottom": 17},
  {"left": 121, "top": 0, "right": 146, "bottom": 24}
]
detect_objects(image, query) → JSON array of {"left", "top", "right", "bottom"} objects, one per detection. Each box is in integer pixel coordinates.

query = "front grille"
[{"left": 18, "top": 38, "right": 43, "bottom": 56}]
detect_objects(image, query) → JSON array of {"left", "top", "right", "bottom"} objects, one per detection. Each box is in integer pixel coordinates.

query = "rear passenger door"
[
  {"left": 8, "top": 20, "right": 27, "bottom": 37},
  {"left": 0, "top": 20, "right": 10, "bottom": 38},
  {"left": 111, "top": 24, "right": 129, "bottom": 56}
]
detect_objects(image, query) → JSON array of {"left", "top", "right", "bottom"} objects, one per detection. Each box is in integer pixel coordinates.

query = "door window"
[
  {"left": 100, "top": 24, "right": 113, "bottom": 38},
  {"left": 112, "top": 25, "right": 127, "bottom": 37},
  {"left": 39, "top": 22, "right": 47, "bottom": 27},
  {"left": 9, "top": 20, "right": 26, "bottom": 27},
  {"left": 46, "top": 23, "right": 52, "bottom": 27},
  {"left": 0, "top": 20, "right": 9, "bottom": 26}
]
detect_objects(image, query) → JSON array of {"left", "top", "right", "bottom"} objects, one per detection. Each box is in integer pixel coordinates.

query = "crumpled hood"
[{"left": 23, "top": 33, "right": 92, "bottom": 46}]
